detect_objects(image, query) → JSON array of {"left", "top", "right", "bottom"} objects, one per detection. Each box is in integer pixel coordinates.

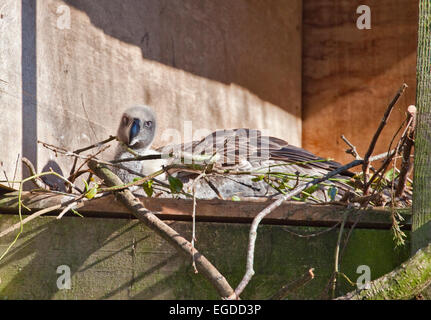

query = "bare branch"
[
  {"left": 88, "top": 160, "right": 235, "bottom": 299},
  {"left": 331, "top": 211, "right": 348, "bottom": 298},
  {"left": 341, "top": 135, "right": 360, "bottom": 160},
  {"left": 21, "top": 157, "right": 50, "bottom": 190},
  {"left": 396, "top": 105, "right": 417, "bottom": 197},
  {"left": 362, "top": 84, "right": 408, "bottom": 194},
  {"left": 233, "top": 159, "right": 363, "bottom": 298},
  {"left": 271, "top": 268, "right": 315, "bottom": 300}
]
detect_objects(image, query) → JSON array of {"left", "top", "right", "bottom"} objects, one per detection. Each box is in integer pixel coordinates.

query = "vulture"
[{"left": 113, "top": 105, "right": 354, "bottom": 202}]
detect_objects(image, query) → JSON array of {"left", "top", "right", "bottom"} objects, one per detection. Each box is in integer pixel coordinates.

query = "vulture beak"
[{"left": 129, "top": 118, "right": 141, "bottom": 146}]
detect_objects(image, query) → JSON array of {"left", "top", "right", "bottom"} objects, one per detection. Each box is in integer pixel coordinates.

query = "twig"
[
  {"left": 270, "top": 268, "right": 315, "bottom": 300},
  {"left": 56, "top": 194, "right": 86, "bottom": 219},
  {"left": 21, "top": 157, "right": 50, "bottom": 190},
  {"left": 341, "top": 135, "right": 360, "bottom": 160},
  {"left": 110, "top": 153, "right": 163, "bottom": 164},
  {"left": 12, "top": 153, "right": 20, "bottom": 189},
  {"left": 81, "top": 93, "right": 99, "bottom": 141},
  {"left": 74, "top": 136, "right": 116, "bottom": 154},
  {"left": 331, "top": 211, "right": 348, "bottom": 298},
  {"left": 68, "top": 144, "right": 110, "bottom": 183},
  {"left": 233, "top": 159, "right": 364, "bottom": 298},
  {"left": 39, "top": 140, "right": 147, "bottom": 183},
  {"left": 396, "top": 105, "right": 417, "bottom": 197},
  {"left": 190, "top": 171, "right": 207, "bottom": 274},
  {"left": 1, "top": 167, "right": 11, "bottom": 188},
  {"left": 283, "top": 221, "right": 342, "bottom": 238},
  {"left": 235, "top": 151, "right": 394, "bottom": 298},
  {"left": 39, "top": 139, "right": 159, "bottom": 181},
  {"left": 362, "top": 84, "right": 408, "bottom": 194},
  {"left": 69, "top": 135, "right": 117, "bottom": 179},
  {"left": 0, "top": 204, "right": 62, "bottom": 238},
  {"left": 191, "top": 189, "right": 198, "bottom": 273},
  {"left": 364, "top": 104, "right": 415, "bottom": 198},
  {"left": 96, "top": 167, "right": 166, "bottom": 192},
  {"left": 0, "top": 193, "right": 87, "bottom": 238},
  {"left": 88, "top": 160, "right": 235, "bottom": 299},
  {"left": 0, "top": 171, "right": 81, "bottom": 261}
]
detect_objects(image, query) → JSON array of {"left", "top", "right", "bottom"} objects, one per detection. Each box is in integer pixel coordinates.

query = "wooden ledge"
[{"left": 0, "top": 191, "right": 411, "bottom": 230}]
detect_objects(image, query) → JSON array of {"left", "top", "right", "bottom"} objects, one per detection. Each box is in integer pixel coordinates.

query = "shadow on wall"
[
  {"left": 21, "top": 0, "right": 37, "bottom": 186},
  {"left": 40, "top": 160, "right": 67, "bottom": 192},
  {"left": 62, "top": 0, "right": 302, "bottom": 115}
]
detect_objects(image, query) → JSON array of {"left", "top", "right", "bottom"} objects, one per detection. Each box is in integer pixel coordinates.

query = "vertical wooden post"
[{"left": 412, "top": 0, "right": 431, "bottom": 254}]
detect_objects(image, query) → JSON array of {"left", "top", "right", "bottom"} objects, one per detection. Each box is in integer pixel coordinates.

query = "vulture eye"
[
  {"left": 129, "top": 118, "right": 140, "bottom": 143},
  {"left": 144, "top": 120, "right": 153, "bottom": 128}
]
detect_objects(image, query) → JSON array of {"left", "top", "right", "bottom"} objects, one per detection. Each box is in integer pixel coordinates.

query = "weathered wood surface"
[
  {"left": 0, "top": 0, "right": 302, "bottom": 186},
  {"left": 0, "top": 215, "right": 411, "bottom": 299},
  {"left": 302, "top": 0, "right": 418, "bottom": 164},
  {"left": 0, "top": 191, "right": 411, "bottom": 230}
]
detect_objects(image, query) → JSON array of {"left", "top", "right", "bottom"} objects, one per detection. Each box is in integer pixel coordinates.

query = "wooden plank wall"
[
  {"left": 0, "top": 0, "right": 303, "bottom": 187},
  {"left": 302, "top": 0, "right": 419, "bottom": 164},
  {"left": 0, "top": 214, "right": 410, "bottom": 299}
]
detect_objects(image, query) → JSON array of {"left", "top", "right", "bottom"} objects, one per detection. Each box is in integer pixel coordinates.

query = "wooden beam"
[{"left": 0, "top": 191, "right": 411, "bottom": 230}]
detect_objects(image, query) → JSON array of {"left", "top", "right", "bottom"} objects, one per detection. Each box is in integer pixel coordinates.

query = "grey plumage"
[{"left": 113, "top": 105, "right": 353, "bottom": 201}]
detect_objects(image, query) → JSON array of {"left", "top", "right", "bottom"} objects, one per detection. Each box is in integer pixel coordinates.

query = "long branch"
[
  {"left": 233, "top": 159, "right": 364, "bottom": 298},
  {"left": 87, "top": 160, "right": 235, "bottom": 299}
]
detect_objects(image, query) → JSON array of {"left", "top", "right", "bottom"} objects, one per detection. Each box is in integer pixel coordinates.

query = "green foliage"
[
  {"left": 168, "top": 176, "right": 183, "bottom": 194},
  {"left": 384, "top": 168, "right": 396, "bottom": 181},
  {"left": 251, "top": 175, "right": 265, "bottom": 182},
  {"left": 71, "top": 208, "right": 83, "bottom": 218},
  {"left": 142, "top": 180, "right": 154, "bottom": 198},
  {"left": 133, "top": 177, "right": 154, "bottom": 197},
  {"left": 302, "top": 184, "right": 320, "bottom": 201},
  {"left": 83, "top": 179, "right": 98, "bottom": 199},
  {"left": 392, "top": 210, "right": 407, "bottom": 247}
]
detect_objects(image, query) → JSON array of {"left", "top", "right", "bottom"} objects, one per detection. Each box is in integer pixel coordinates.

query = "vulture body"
[{"left": 113, "top": 105, "right": 353, "bottom": 202}]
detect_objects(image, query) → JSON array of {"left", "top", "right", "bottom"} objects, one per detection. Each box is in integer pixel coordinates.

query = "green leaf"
[
  {"left": 251, "top": 175, "right": 265, "bottom": 182},
  {"left": 83, "top": 179, "right": 90, "bottom": 192},
  {"left": 302, "top": 184, "right": 320, "bottom": 199},
  {"left": 71, "top": 208, "right": 83, "bottom": 218},
  {"left": 85, "top": 183, "right": 98, "bottom": 199},
  {"left": 384, "top": 168, "right": 398, "bottom": 181},
  {"left": 143, "top": 180, "right": 154, "bottom": 197},
  {"left": 231, "top": 195, "right": 241, "bottom": 201},
  {"left": 168, "top": 176, "right": 183, "bottom": 194},
  {"left": 279, "top": 181, "right": 290, "bottom": 190}
]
